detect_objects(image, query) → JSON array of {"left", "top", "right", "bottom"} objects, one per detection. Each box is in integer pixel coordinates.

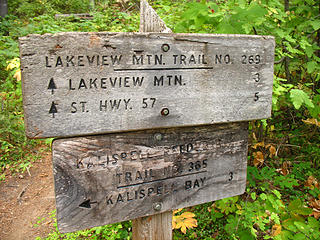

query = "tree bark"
[
  {"left": 0, "top": 0, "right": 8, "bottom": 18},
  {"left": 284, "top": 0, "right": 289, "bottom": 11}
]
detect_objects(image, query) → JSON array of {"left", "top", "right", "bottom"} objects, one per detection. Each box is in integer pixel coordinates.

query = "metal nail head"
[
  {"left": 161, "top": 108, "right": 169, "bottom": 116},
  {"left": 154, "top": 133, "right": 163, "bottom": 141},
  {"left": 161, "top": 44, "right": 170, "bottom": 52},
  {"left": 153, "top": 202, "right": 162, "bottom": 211}
]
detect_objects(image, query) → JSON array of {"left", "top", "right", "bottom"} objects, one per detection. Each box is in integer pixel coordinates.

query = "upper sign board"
[{"left": 19, "top": 32, "right": 275, "bottom": 138}]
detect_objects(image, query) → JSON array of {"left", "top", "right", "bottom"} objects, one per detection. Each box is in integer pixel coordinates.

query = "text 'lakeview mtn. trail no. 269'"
[{"left": 19, "top": 32, "right": 275, "bottom": 138}]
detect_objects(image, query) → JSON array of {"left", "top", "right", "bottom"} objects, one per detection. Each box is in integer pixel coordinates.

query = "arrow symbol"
[
  {"left": 79, "top": 199, "right": 97, "bottom": 209},
  {"left": 48, "top": 78, "right": 57, "bottom": 94},
  {"left": 49, "top": 101, "right": 58, "bottom": 118}
]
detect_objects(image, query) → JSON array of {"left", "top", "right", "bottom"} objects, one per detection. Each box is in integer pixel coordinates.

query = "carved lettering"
[
  {"left": 45, "top": 55, "right": 123, "bottom": 67},
  {"left": 105, "top": 183, "right": 176, "bottom": 205},
  {"left": 154, "top": 75, "right": 184, "bottom": 86},
  {"left": 68, "top": 77, "right": 144, "bottom": 90},
  {"left": 172, "top": 54, "right": 207, "bottom": 65},
  {"left": 99, "top": 99, "right": 131, "bottom": 111},
  {"left": 185, "top": 177, "right": 206, "bottom": 190},
  {"left": 132, "top": 54, "right": 163, "bottom": 65}
]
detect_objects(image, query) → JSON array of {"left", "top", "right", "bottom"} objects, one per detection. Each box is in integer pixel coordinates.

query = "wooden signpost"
[{"left": 19, "top": 0, "right": 275, "bottom": 239}]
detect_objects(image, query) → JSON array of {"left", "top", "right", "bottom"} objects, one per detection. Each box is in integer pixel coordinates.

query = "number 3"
[{"left": 254, "top": 73, "right": 260, "bottom": 82}]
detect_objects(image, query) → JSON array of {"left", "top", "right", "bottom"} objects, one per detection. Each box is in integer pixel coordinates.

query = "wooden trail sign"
[
  {"left": 53, "top": 122, "right": 248, "bottom": 233},
  {"left": 19, "top": 0, "right": 275, "bottom": 236},
  {"left": 19, "top": 32, "right": 274, "bottom": 139}
]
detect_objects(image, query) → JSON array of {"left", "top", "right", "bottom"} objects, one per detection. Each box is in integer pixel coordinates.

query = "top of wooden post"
[{"left": 139, "top": 0, "right": 172, "bottom": 33}]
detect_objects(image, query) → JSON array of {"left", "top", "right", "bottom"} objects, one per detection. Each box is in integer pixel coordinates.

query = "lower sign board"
[
  {"left": 53, "top": 122, "right": 248, "bottom": 232},
  {"left": 20, "top": 32, "right": 274, "bottom": 138}
]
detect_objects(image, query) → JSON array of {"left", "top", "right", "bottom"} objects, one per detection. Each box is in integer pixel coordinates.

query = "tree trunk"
[
  {"left": 284, "top": 0, "right": 289, "bottom": 11},
  {"left": 0, "top": 0, "right": 8, "bottom": 18}
]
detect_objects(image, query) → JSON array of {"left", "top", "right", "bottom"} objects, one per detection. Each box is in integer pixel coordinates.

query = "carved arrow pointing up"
[
  {"left": 48, "top": 78, "right": 57, "bottom": 94},
  {"left": 49, "top": 101, "right": 58, "bottom": 118},
  {"left": 79, "top": 199, "right": 97, "bottom": 209}
]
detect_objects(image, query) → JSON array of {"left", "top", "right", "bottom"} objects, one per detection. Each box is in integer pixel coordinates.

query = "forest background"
[{"left": 0, "top": 0, "right": 320, "bottom": 239}]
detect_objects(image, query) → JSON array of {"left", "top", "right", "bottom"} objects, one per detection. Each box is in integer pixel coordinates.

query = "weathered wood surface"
[
  {"left": 132, "top": 211, "right": 172, "bottom": 240},
  {"left": 55, "top": 13, "right": 93, "bottom": 19},
  {"left": 52, "top": 122, "right": 248, "bottom": 233},
  {"left": 139, "top": 0, "right": 172, "bottom": 33},
  {"left": 135, "top": 2, "right": 173, "bottom": 239},
  {"left": 19, "top": 32, "right": 274, "bottom": 138}
]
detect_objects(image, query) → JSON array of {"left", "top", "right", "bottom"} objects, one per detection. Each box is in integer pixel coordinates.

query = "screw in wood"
[
  {"left": 153, "top": 202, "right": 162, "bottom": 211},
  {"left": 154, "top": 133, "right": 163, "bottom": 141},
  {"left": 161, "top": 108, "right": 169, "bottom": 116},
  {"left": 161, "top": 44, "right": 170, "bottom": 52}
]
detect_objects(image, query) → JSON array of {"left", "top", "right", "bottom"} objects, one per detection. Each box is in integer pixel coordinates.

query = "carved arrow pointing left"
[{"left": 79, "top": 199, "right": 97, "bottom": 209}]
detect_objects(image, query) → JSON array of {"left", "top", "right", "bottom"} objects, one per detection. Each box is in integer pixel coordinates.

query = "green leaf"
[
  {"left": 305, "top": 46, "right": 315, "bottom": 58},
  {"left": 216, "top": 20, "right": 239, "bottom": 34},
  {"left": 307, "top": 61, "right": 317, "bottom": 73},
  {"left": 294, "top": 221, "right": 310, "bottom": 234},
  {"left": 247, "top": 3, "right": 267, "bottom": 19},
  {"left": 310, "top": 20, "right": 320, "bottom": 31},
  {"left": 238, "top": 230, "right": 255, "bottom": 240},
  {"left": 237, "top": 0, "right": 247, "bottom": 8},
  {"left": 275, "top": 29, "right": 285, "bottom": 38},
  {"left": 290, "top": 89, "right": 315, "bottom": 109},
  {"left": 284, "top": 34, "right": 296, "bottom": 44},
  {"left": 308, "top": 217, "right": 320, "bottom": 229},
  {"left": 260, "top": 193, "right": 267, "bottom": 200},
  {"left": 251, "top": 192, "right": 256, "bottom": 200},
  {"left": 272, "top": 190, "right": 281, "bottom": 199},
  {"left": 213, "top": 212, "right": 224, "bottom": 218},
  {"left": 288, "top": 199, "right": 312, "bottom": 215},
  {"left": 288, "top": 199, "right": 303, "bottom": 211},
  {"left": 309, "top": 94, "right": 320, "bottom": 118},
  {"left": 292, "top": 233, "right": 305, "bottom": 240},
  {"left": 280, "top": 230, "right": 293, "bottom": 239}
]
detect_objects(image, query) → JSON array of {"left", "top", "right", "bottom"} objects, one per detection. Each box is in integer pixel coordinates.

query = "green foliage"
[
  {"left": 8, "top": 0, "right": 92, "bottom": 18},
  {"left": 36, "top": 210, "right": 131, "bottom": 240},
  {"left": 0, "top": 20, "right": 41, "bottom": 176},
  {"left": 174, "top": 163, "right": 320, "bottom": 239},
  {"left": 1, "top": 0, "right": 320, "bottom": 239},
  {"left": 176, "top": 0, "right": 320, "bottom": 122},
  {"left": 290, "top": 89, "right": 314, "bottom": 110},
  {"left": 0, "top": 1, "right": 139, "bottom": 178},
  {"left": 172, "top": 4, "right": 320, "bottom": 238},
  {"left": 207, "top": 163, "right": 318, "bottom": 240}
]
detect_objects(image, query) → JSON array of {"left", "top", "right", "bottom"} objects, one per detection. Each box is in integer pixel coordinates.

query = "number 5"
[{"left": 254, "top": 92, "right": 259, "bottom": 101}]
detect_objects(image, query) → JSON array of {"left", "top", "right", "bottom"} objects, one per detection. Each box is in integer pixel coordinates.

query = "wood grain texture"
[
  {"left": 135, "top": 3, "right": 173, "bottom": 239},
  {"left": 132, "top": 211, "right": 173, "bottom": 240},
  {"left": 139, "top": 0, "right": 172, "bottom": 33},
  {"left": 19, "top": 32, "right": 274, "bottom": 138},
  {"left": 52, "top": 122, "right": 248, "bottom": 233}
]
